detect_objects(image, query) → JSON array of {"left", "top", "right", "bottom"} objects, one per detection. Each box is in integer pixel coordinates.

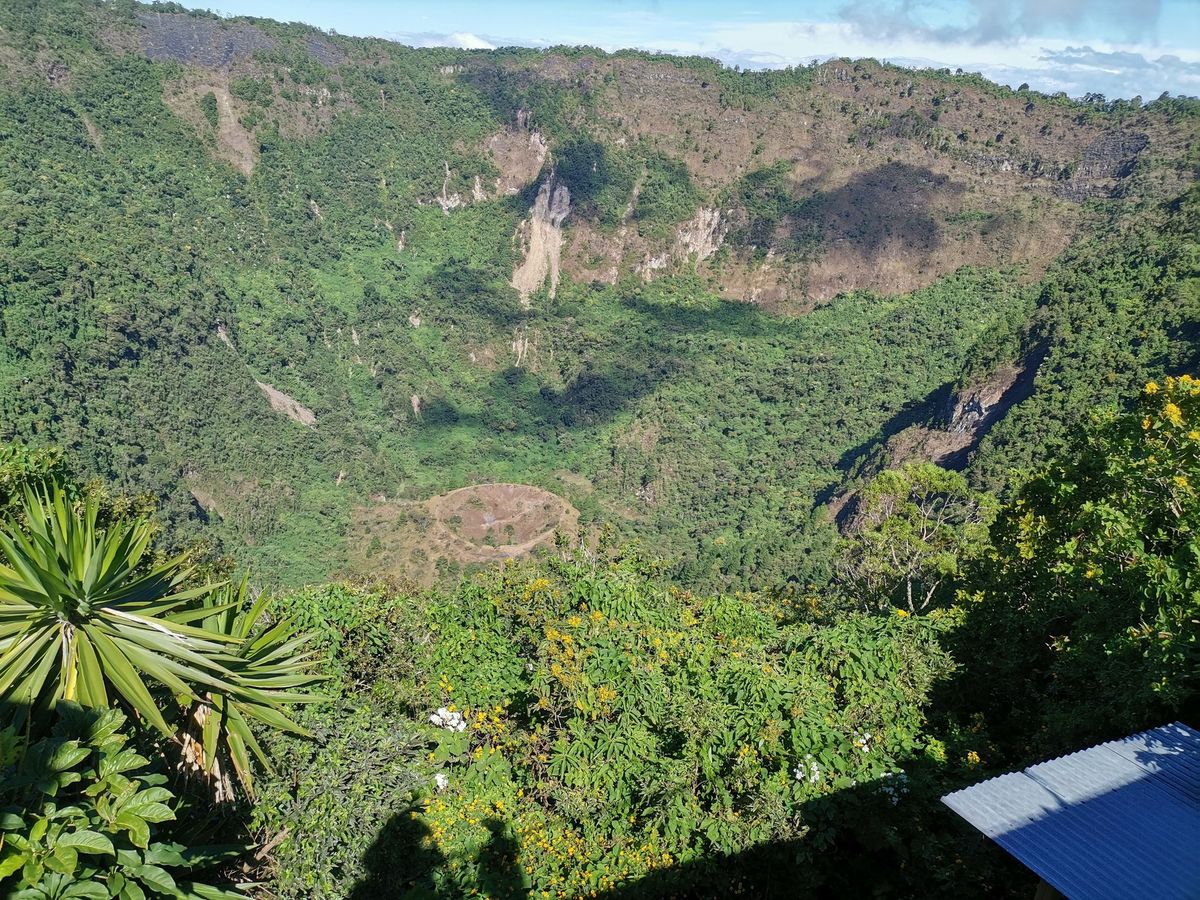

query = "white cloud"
[
  {"left": 445, "top": 32, "right": 496, "bottom": 50},
  {"left": 838, "top": 0, "right": 1162, "bottom": 46},
  {"left": 385, "top": 30, "right": 497, "bottom": 50}
]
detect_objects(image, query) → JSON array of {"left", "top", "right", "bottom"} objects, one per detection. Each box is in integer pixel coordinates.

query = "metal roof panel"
[{"left": 942, "top": 722, "right": 1200, "bottom": 900}]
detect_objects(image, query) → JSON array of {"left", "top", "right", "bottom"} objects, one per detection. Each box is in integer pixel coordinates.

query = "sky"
[{"left": 202, "top": 1, "right": 1200, "bottom": 100}]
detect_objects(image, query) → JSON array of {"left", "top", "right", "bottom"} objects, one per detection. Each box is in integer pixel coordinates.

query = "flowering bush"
[
  {"left": 398, "top": 553, "right": 954, "bottom": 897},
  {"left": 955, "top": 375, "right": 1200, "bottom": 754}
]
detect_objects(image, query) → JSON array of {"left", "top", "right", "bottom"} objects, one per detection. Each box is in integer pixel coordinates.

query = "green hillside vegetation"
[
  {"left": 1, "top": 376, "right": 1196, "bottom": 897},
  {"left": 0, "top": 0, "right": 1196, "bottom": 592},
  {"left": 0, "top": 2, "right": 1198, "bottom": 894}
]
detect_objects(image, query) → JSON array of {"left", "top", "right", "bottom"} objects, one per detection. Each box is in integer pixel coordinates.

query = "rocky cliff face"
[
  {"left": 85, "top": 9, "right": 1196, "bottom": 312},
  {"left": 1057, "top": 131, "right": 1150, "bottom": 200},
  {"left": 511, "top": 174, "right": 571, "bottom": 303},
  {"left": 884, "top": 356, "right": 1044, "bottom": 471}
]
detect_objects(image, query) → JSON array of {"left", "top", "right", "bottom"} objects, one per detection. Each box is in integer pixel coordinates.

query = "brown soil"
[
  {"left": 532, "top": 55, "right": 1185, "bottom": 309},
  {"left": 255, "top": 380, "right": 317, "bottom": 426},
  {"left": 350, "top": 483, "right": 579, "bottom": 585},
  {"left": 486, "top": 128, "right": 548, "bottom": 196},
  {"left": 162, "top": 77, "right": 256, "bottom": 175}
]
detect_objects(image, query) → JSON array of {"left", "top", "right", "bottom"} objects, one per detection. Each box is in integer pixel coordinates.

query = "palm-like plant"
[
  {"left": 0, "top": 483, "right": 321, "bottom": 798},
  {"left": 181, "top": 579, "right": 322, "bottom": 799}
]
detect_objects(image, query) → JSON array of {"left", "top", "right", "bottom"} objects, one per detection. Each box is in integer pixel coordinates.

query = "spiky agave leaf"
[
  {"left": 0, "top": 483, "right": 235, "bottom": 734},
  {"left": 182, "top": 579, "right": 325, "bottom": 797}
]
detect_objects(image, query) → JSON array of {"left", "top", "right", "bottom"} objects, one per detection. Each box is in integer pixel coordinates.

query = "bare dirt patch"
[
  {"left": 350, "top": 483, "right": 579, "bottom": 585},
  {"left": 255, "top": 380, "right": 317, "bottom": 426},
  {"left": 512, "top": 174, "right": 571, "bottom": 303},
  {"left": 486, "top": 128, "right": 548, "bottom": 195},
  {"left": 162, "top": 77, "right": 256, "bottom": 174}
]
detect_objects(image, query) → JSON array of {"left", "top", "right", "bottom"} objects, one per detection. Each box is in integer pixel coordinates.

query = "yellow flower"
[
  {"left": 1189, "top": 430, "right": 1200, "bottom": 441},
  {"left": 1164, "top": 402, "right": 1184, "bottom": 426},
  {"left": 895, "top": 608, "right": 909, "bottom": 618},
  {"left": 1175, "top": 475, "right": 1190, "bottom": 490},
  {"left": 1142, "top": 416, "right": 1152, "bottom": 430},
  {"left": 1145, "top": 381, "right": 1160, "bottom": 394},
  {"left": 966, "top": 750, "right": 981, "bottom": 766}
]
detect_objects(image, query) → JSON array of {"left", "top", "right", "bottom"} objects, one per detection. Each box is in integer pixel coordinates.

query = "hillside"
[{"left": 0, "top": 0, "right": 1197, "bottom": 589}]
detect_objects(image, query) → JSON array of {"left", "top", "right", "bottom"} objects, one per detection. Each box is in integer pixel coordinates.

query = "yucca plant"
[
  {"left": 0, "top": 483, "right": 239, "bottom": 734},
  {"left": 181, "top": 580, "right": 323, "bottom": 799},
  {"left": 0, "top": 483, "right": 321, "bottom": 799}
]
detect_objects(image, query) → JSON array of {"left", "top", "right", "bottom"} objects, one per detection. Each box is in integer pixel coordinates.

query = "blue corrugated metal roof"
[{"left": 942, "top": 722, "right": 1200, "bottom": 900}]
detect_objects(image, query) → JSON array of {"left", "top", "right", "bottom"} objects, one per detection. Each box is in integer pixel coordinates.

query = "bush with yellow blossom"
[
  {"left": 953, "top": 375, "right": 1200, "bottom": 756},
  {"left": 404, "top": 552, "right": 953, "bottom": 897}
]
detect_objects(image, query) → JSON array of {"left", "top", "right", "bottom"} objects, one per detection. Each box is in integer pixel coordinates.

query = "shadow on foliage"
[
  {"left": 808, "top": 163, "right": 961, "bottom": 260},
  {"left": 0, "top": 699, "right": 257, "bottom": 892},
  {"left": 418, "top": 358, "right": 676, "bottom": 436},
  {"left": 819, "top": 380, "right": 957, "bottom": 504},
  {"left": 618, "top": 292, "right": 773, "bottom": 340},
  {"left": 348, "top": 762, "right": 1031, "bottom": 899},
  {"left": 349, "top": 810, "right": 528, "bottom": 900},
  {"left": 420, "top": 259, "right": 523, "bottom": 328},
  {"left": 731, "top": 162, "right": 961, "bottom": 263}
]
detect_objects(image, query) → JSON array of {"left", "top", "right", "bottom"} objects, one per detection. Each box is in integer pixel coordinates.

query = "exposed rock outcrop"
[
  {"left": 136, "top": 11, "right": 277, "bottom": 68},
  {"left": 1058, "top": 132, "right": 1149, "bottom": 200},
  {"left": 636, "top": 207, "right": 726, "bottom": 280},
  {"left": 511, "top": 173, "right": 570, "bottom": 304},
  {"left": 675, "top": 207, "right": 726, "bottom": 261},
  {"left": 255, "top": 381, "right": 316, "bottom": 427},
  {"left": 886, "top": 356, "right": 1043, "bottom": 470},
  {"left": 438, "top": 161, "right": 464, "bottom": 214}
]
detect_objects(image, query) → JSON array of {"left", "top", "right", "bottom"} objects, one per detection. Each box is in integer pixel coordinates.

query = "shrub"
[
  {"left": 955, "top": 375, "right": 1200, "bottom": 755},
  {"left": 0, "top": 703, "right": 240, "bottom": 898},
  {"left": 0, "top": 485, "right": 322, "bottom": 799},
  {"left": 251, "top": 703, "right": 427, "bottom": 898},
  {"left": 386, "top": 553, "right": 954, "bottom": 897}
]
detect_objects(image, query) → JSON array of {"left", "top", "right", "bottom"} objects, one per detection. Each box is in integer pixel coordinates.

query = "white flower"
[
  {"left": 429, "top": 706, "right": 467, "bottom": 732},
  {"left": 434, "top": 772, "right": 450, "bottom": 792},
  {"left": 793, "top": 754, "right": 821, "bottom": 785},
  {"left": 878, "top": 771, "right": 909, "bottom": 805}
]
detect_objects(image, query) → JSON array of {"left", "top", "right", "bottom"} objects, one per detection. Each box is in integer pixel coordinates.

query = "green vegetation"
[
  {"left": 0, "top": 0, "right": 1195, "bottom": 593},
  {"left": 198, "top": 92, "right": 218, "bottom": 128},
  {"left": 0, "top": 484, "right": 321, "bottom": 797},
  {"left": 1, "top": 390, "right": 1198, "bottom": 897},
  {"left": 954, "top": 376, "right": 1200, "bottom": 755},
  {"left": 0, "top": 704, "right": 240, "bottom": 899},
  {"left": 833, "top": 463, "right": 997, "bottom": 614},
  {"left": 0, "top": 2, "right": 1198, "bottom": 894},
  {"left": 633, "top": 152, "right": 701, "bottom": 234}
]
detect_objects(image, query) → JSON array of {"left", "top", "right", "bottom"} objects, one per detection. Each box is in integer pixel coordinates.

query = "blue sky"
[{"left": 206, "top": 1, "right": 1200, "bottom": 99}]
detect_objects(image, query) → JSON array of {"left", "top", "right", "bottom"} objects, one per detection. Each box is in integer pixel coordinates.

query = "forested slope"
[
  {"left": 0, "top": 0, "right": 1197, "bottom": 590},
  {"left": 0, "top": 4, "right": 1198, "bottom": 898}
]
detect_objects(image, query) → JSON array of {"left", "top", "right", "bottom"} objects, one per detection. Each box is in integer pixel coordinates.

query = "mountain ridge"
[{"left": 0, "top": 0, "right": 1196, "bottom": 589}]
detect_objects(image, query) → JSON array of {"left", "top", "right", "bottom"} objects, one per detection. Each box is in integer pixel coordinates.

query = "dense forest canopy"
[
  {"left": 0, "top": 1, "right": 1197, "bottom": 897},
  {"left": 0, "top": 0, "right": 1197, "bottom": 591}
]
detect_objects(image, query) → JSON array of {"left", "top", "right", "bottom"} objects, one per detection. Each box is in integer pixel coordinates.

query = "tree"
[
  {"left": 954, "top": 376, "right": 1200, "bottom": 752},
  {"left": 0, "top": 482, "right": 320, "bottom": 797},
  {"left": 835, "top": 463, "right": 996, "bottom": 613}
]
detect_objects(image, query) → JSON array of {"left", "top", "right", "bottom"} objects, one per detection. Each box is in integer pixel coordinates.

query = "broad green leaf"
[{"left": 56, "top": 830, "right": 115, "bottom": 855}]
